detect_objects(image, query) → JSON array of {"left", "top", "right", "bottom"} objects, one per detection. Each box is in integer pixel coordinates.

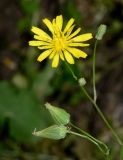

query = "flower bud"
[
  {"left": 78, "top": 77, "right": 86, "bottom": 86},
  {"left": 33, "top": 125, "right": 68, "bottom": 140},
  {"left": 45, "top": 103, "right": 70, "bottom": 125},
  {"left": 95, "top": 24, "right": 107, "bottom": 40}
]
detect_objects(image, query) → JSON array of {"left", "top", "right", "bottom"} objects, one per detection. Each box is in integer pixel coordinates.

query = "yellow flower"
[{"left": 29, "top": 15, "right": 93, "bottom": 68}]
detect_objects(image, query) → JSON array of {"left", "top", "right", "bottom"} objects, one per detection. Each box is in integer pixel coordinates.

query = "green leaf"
[{"left": 0, "top": 81, "right": 52, "bottom": 142}]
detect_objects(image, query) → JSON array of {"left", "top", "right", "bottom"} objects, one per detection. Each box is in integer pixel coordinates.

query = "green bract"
[
  {"left": 33, "top": 125, "right": 68, "bottom": 140},
  {"left": 95, "top": 24, "right": 107, "bottom": 40},
  {"left": 45, "top": 103, "right": 70, "bottom": 125}
]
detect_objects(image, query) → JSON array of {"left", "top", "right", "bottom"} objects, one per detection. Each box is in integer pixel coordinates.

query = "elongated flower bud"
[
  {"left": 45, "top": 103, "right": 70, "bottom": 125},
  {"left": 33, "top": 125, "right": 68, "bottom": 140},
  {"left": 95, "top": 24, "right": 107, "bottom": 40}
]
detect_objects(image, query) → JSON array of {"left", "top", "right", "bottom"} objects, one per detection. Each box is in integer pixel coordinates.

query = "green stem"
[
  {"left": 64, "top": 61, "right": 77, "bottom": 80},
  {"left": 70, "top": 123, "right": 102, "bottom": 144},
  {"left": 65, "top": 62, "right": 123, "bottom": 145},
  {"left": 68, "top": 130, "right": 109, "bottom": 155},
  {"left": 93, "top": 40, "right": 98, "bottom": 102},
  {"left": 80, "top": 86, "right": 122, "bottom": 145},
  {"left": 70, "top": 123, "right": 110, "bottom": 154},
  {"left": 68, "top": 130, "right": 96, "bottom": 143}
]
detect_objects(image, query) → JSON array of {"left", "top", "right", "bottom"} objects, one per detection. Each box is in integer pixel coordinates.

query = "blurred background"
[{"left": 0, "top": 0, "right": 123, "bottom": 159}]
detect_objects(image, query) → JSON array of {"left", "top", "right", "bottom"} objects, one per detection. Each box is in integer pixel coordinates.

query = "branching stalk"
[
  {"left": 68, "top": 130, "right": 109, "bottom": 155},
  {"left": 65, "top": 61, "right": 123, "bottom": 145}
]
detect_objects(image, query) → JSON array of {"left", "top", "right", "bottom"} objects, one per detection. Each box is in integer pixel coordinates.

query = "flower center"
[{"left": 53, "top": 34, "right": 66, "bottom": 52}]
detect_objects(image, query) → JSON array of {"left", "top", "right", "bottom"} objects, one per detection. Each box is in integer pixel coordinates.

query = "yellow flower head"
[{"left": 29, "top": 15, "right": 93, "bottom": 68}]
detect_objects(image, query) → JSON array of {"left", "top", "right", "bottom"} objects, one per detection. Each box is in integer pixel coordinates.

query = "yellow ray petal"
[
  {"left": 60, "top": 51, "right": 64, "bottom": 61},
  {"left": 52, "top": 18, "right": 60, "bottom": 36},
  {"left": 29, "top": 41, "right": 40, "bottom": 46},
  {"left": 63, "top": 18, "right": 74, "bottom": 34},
  {"left": 52, "top": 54, "right": 59, "bottom": 68},
  {"left": 49, "top": 51, "right": 56, "bottom": 59},
  {"left": 38, "top": 46, "right": 52, "bottom": 50},
  {"left": 66, "top": 25, "right": 75, "bottom": 37},
  {"left": 56, "top": 15, "right": 63, "bottom": 31},
  {"left": 72, "top": 33, "right": 93, "bottom": 42},
  {"left": 67, "top": 28, "right": 81, "bottom": 40},
  {"left": 37, "top": 49, "right": 52, "bottom": 62},
  {"left": 31, "top": 26, "right": 51, "bottom": 39},
  {"left": 66, "top": 48, "right": 79, "bottom": 58},
  {"left": 68, "top": 43, "right": 90, "bottom": 47},
  {"left": 67, "top": 47, "right": 87, "bottom": 58},
  {"left": 29, "top": 41, "right": 48, "bottom": 46},
  {"left": 34, "top": 35, "right": 51, "bottom": 42},
  {"left": 43, "top": 18, "right": 54, "bottom": 34},
  {"left": 52, "top": 19, "right": 56, "bottom": 28},
  {"left": 64, "top": 50, "right": 74, "bottom": 64}
]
